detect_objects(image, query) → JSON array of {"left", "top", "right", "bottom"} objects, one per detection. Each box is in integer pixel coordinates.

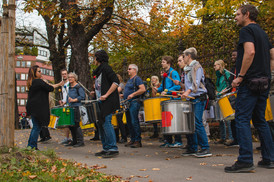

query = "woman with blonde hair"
[
  {"left": 26, "top": 65, "right": 63, "bottom": 150},
  {"left": 214, "top": 60, "right": 233, "bottom": 145},
  {"left": 151, "top": 75, "right": 161, "bottom": 97},
  {"left": 214, "top": 60, "right": 230, "bottom": 96}
]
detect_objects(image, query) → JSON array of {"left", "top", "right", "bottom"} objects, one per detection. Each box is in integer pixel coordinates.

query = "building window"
[
  {"left": 21, "top": 61, "right": 26, "bottom": 67},
  {"left": 20, "top": 74, "right": 26, "bottom": 80},
  {"left": 16, "top": 73, "right": 20, "bottom": 80},
  {"left": 38, "top": 50, "right": 48, "bottom": 57},
  {"left": 46, "top": 69, "right": 49, "bottom": 75},
  {"left": 17, "top": 99, "right": 20, "bottom": 105},
  {"left": 26, "top": 61, "right": 31, "bottom": 67},
  {"left": 16, "top": 86, "right": 20, "bottom": 92},
  {"left": 16, "top": 61, "right": 21, "bottom": 67},
  {"left": 21, "top": 86, "right": 25, "bottom": 93},
  {"left": 20, "top": 99, "right": 25, "bottom": 106}
]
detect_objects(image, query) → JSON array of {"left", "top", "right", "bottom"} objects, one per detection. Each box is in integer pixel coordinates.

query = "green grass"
[{"left": 0, "top": 146, "right": 120, "bottom": 182}]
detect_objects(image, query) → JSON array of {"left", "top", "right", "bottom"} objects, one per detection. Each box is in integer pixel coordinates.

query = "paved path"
[{"left": 15, "top": 129, "right": 273, "bottom": 182}]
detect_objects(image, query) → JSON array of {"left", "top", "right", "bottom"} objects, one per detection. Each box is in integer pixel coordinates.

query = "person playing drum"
[
  {"left": 123, "top": 64, "right": 146, "bottom": 148},
  {"left": 93, "top": 50, "right": 120, "bottom": 158},
  {"left": 180, "top": 47, "right": 212, "bottom": 158},
  {"left": 154, "top": 56, "right": 183, "bottom": 148},
  {"left": 59, "top": 69, "right": 72, "bottom": 145},
  {"left": 214, "top": 60, "right": 234, "bottom": 145},
  {"left": 63, "top": 72, "right": 85, "bottom": 147}
]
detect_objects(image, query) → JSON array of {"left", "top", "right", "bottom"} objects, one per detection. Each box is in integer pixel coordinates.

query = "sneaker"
[
  {"left": 169, "top": 142, "right": 183, "bottom": 148},
  {"left": 59, "top": 138, "right": 72, "bottom": 144},
  {"left": 194, "top": 149, "right": 212, "bottom": 158},
  {"left": 125, "top": 141, "right": 134, "bottom": 147},
  {"left": 102, "top": 151, "right": 119, "bottom": 158},
  {"left": 181, "top": 150, "right": 197, "bottom": 156},
  {"left": 95, "top": 150, "right": 108, "bottom": 156},
  {"left": 159, "top": 142, "right": 170, "bottom": 148},
  {"left": 118, "top": 139, "right": 127, "bottom": 144},
  {"left": 130, "top": 141, "right": 142, "bottom": 148},
  {"left": 258, "top": 160, "right": 274, "bottom": 169},
  {"left": 214, "top": 139, "right": 226, "bottom": 144},
  {"left": 224, "top": 161, "right": 255, "bottom": 173},
  {"left": 224, "top": 140, "right": 239, "bottom": 147},
  {"left": 38, "top": 138, "right": 46, "bottom": 142},
  {"left": 73, "top": 143, "right": 85, "bottom": 147},
  {"left": 64, "top": 141, "right": 76, "bottom": 147},
  {"left": 90, "top": 137, "right": 100, "bottom": 141}
]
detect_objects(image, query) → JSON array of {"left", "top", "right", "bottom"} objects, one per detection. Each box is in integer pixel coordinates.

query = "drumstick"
[
  {"left": 162, "top": 94, "right": 195, "bottom": 100},
  {"left": 78, "top": 81, "right": 92, "bottom": 94}
]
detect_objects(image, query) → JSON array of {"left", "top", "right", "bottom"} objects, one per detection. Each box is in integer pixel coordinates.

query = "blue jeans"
[
  {"left": 187, "top": 98, "right": 209, "bottom": 152},
  {"left": 126, "top": 100, "right": 141, "bottom": 142},
  {"left": 236, "top": 85, "right": 274, "bottom": 164},
  {"left": 219, "top": 120, "right": 233, "bottom": 140},
  {"left": 27, "top": 117, "right": 42, "bottom": 149},
  {"left": 98, "top": 114, "right": 118, "bottom": 151}
]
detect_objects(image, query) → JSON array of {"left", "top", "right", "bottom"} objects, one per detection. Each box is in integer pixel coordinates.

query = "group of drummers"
[
  {"left": 48, "top": 47, "right": 241, "bottom": 159},
  {"left": 26, "top": 5, "right": 274, "bottom": 172}
]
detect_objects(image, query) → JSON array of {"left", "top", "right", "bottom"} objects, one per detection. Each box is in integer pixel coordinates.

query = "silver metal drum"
[
  {"left": 212, "top": 100, "right": 224, "bottom": 121},
  {"left": 161, "top": 100, "right": 195, "bottom": 135}
]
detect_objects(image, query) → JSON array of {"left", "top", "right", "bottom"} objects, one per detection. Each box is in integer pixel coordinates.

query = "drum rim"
[
  {"left": 81, "top": 100, "right": 98, "bottom": 103},
  {"left": 143, "top": 97, "right": 171, "bottom": 101},
  {"left": 160, "top": 100, "right": 192, "bottom": 105}
]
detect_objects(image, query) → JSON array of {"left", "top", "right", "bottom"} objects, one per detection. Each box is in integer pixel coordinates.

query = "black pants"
[
  {"left": 230, "top": 119, "right": 238, "bottom": 143},
  {"left": 69, "top": 107, "right": 84, "bottom": 144},
  {"left": 115, "top": 113, "right": 127, "bottom": 141}
]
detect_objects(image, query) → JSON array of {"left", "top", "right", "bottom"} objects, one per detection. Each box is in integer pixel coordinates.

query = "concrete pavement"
[{"left": 15, "top": 129, "right": 273, "bottom": 182}]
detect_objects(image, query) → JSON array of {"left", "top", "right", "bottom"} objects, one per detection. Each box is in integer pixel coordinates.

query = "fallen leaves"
[
  {"left": 28, "top": 175, "right": 37, "bottom": 179},
  {"left": 152, "top": 168, "right": 160, "bottom": 171},
  {"left": 139, "top": 169, "right": 147, "bottom": 171},
  {"left": 186, "top": 176, "right": 192, "bottom": 181}
]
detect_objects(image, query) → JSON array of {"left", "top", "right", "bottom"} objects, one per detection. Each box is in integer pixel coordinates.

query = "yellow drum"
[
  {"left": 143, "top": 97, "right": 170, "bottom": 123},
  {"left": 80, "top": 121, "right": 95, "bottom": 130},
  {"left": 111, "top": 114, "right": 118, "bottom": 128},
  {"left": 265, "top": 97, "right": 273, "bottom": 121},
  {"left": 218, "top": 92, "right": 237, "bottom": 120},
  {"left": 122, "top": 112, "right": 127, "bottom": 124},
  {"left": 48, "top": 115, "right": 59, "bottom": 129}
]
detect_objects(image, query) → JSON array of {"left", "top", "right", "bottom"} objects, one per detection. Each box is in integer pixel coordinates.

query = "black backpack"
[{"left": 204, "top": 77, "right": 216, "bottom": 100}]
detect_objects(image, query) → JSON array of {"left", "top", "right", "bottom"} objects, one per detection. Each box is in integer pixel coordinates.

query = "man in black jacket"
[{"left": 92, "top": 50, "right": 120, "bottom": 158}]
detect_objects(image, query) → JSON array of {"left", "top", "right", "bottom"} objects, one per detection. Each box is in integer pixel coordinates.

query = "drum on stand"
[
  {"left": 82, "top": 100, "right": 101, "bottom": 123},
  {"left": 217, "top": 92, "right": 237, "bottom": 120},
  {"left": 161, "top": 100, "right": 195, "bottom": 135},
  {"left": 143, "top": 97, "right": 170, "bottom": 123},
  {"left": 51, "top": 106, "right": 75, "bottom": 128}
]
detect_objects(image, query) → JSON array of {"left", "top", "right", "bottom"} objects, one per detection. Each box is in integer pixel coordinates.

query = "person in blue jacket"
[{"left": 153, "top": 56, "right": 182, "bottom": 148}]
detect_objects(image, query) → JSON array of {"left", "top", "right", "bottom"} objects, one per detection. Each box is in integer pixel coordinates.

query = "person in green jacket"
[{"left": 214, "top": 60, "right": 233, "bottom": 145}]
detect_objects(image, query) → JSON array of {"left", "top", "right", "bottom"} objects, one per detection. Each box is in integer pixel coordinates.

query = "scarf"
[
  {"left": 92, "top": 62, "right": 108, "bottom": 77},
  {"left": 184, "top": 60, "right": 204, "bottom": 93}
]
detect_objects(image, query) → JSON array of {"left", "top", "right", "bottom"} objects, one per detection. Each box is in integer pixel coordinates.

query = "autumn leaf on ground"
[
  {"left": 51, "top": 165, "right": 57, "bottom": 173},
  {"left": 152, "top": 168, "right": 160, "bottom": 171},
  {"left": 60, "top": 168, "right": 66, "bottom": 173},
  {"left": 28, "top": 175, "right": 37, "bottom": 179},
  {"left": 166, "top": 158, "right": 171, "bottom": 160},
  {"left": 139, "top": 169, "right": 147, "bottom": 171},
  {"left": 200, "top": 162, "right": 207, "bottom": 165},
  {"left": 186, "top": 176, "right": 192, "bottom": 181}
]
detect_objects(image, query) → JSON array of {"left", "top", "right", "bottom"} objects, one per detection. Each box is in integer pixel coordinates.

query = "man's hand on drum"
[
  {"left": 161, "top": 91, "right": 167, "bottom": 95},
  {"left": 232, "top": 77, "right": 243, "bottom": 88},
  {"left": 173, "top": 80, "right": 180, "bottom": 85},
  {"left": 127, "top": 93, "right": 134, "bottom": 99},
  {"left": 68, "top": 97, "right": 77, "bottom": 103},
  {"left": 100, "top": 94, "right": 108, "bottom": 101},
  {"left": 181, "top": 89, "right": 191, "bottom": 99}
]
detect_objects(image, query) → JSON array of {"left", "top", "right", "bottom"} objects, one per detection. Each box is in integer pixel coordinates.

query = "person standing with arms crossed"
[{"left": 225, "top": 5, "right": 274, "bottom": 172}]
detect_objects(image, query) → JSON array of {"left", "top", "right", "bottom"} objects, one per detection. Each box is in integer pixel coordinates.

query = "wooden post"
[{"left": 0, "top": 0, "right": 16, "bottom": 147}]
